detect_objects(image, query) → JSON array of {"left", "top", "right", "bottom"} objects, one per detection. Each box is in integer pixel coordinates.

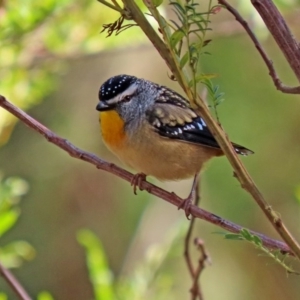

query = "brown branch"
[
  {"left": 122, "top": 0, "right": 300, "bottom": 259},
  {"left": 184, "top": 216, "right": 197, "bottom": 278},
  {"left": 184, "top": 182, "right": 212, "bottom": 300},
  {"left": 218, "top": 0, "right": 300, "bottom": 94},
  {"left": 119, "top": 0, "right": 184, "bottom": 87},
  {"left": 184, "top": 182, "right": 203, "bottom": 300},
  {"left": 252, "top": 0, "right": 300, "bottom": 82},
  {"left": 0, "top": 95, "right": 293, "bottom": 256},
  {"left": 191, "top": 238, "right": 211, "bottom": 300},
  {"left": 0, "top": 262, "right": 32, "bottom": 300}
]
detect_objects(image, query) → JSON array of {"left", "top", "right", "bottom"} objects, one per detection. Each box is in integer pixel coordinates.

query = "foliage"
[
  {"left": 0, "top": 175, "right": 35, "bottom": 268},
  {"left": 99, "top": 0, "right": 225, "bottom": 113},
  {"left": 77, "top": 229, "right": 114, "bottom": 300},
  {"left": 0, "top": 175, "right": 55, "bottom": 298},
  {"left": 77, "top": 223, "right": 186, "bottom": 300},
  {"left": 201, "top": 77, "right": 224, "bottom": 121},
  {"left": 37, "top": 291, "right": 55, "bottom": 300},
  {"left": 223, "top": 229, "right": 299, "bottom": 275},
  {"left": 0, "top": 0, "right": 144, "bottom": 145},
  {"left": 162, "top": 0, "right": 224, "bottom": 106}
]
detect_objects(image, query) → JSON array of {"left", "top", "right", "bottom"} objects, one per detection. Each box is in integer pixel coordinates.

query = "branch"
[
  {"left": 0, "top": 262, "right": 32, "bottom": 300},
  {"left": 191, "top": 239, "right": 211, "bottom": 300},
  {"left": 0, "top": 95, "right": 293, "bottom": 256},
  {"left": 96, "top": 0, "right": 123, "bottom": 13},
  {"left": 119, "top": 0, "right": 185, "bottom": 87},
  {"left": 120, "top": 0, "right": 300, "bottom": 259},
  {"left": 252, "top": 0, "right": 300, "bottom": 82},
  {"left": 184, "top": 182, "right": 203, "bottom": 300},
  {"left": 219, "top": 0, "right": 300, "bottom": 94}
]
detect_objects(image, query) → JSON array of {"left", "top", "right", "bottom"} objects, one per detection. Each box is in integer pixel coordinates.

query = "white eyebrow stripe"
[{"left": 106, "top": 83, "right": 138, "bottom": 105}]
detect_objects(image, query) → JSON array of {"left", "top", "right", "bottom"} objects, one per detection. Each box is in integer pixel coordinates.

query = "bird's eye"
[{"left": 123, "top": 95, "right": 132, "bottom": 102}]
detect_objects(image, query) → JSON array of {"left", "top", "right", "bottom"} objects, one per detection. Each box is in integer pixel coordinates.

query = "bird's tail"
[{"left": 232, "top": 143, "right": 254, "bottom": 156}]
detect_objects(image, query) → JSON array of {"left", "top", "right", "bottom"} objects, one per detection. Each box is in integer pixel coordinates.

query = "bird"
[{"left": 96, "top": 74, "right": 253, "bottom": 217}]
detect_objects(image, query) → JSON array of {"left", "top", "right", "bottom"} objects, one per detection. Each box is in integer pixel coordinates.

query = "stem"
[
  {"left": 251, "top": 0, "right": 300, "bottom": 82},
  {"left": 138, "top": 0, "right": 189, "bottom": 89},
  {"left": 122, "top": 0, "right": 184, "bottom": 87},
  {"left": 0, "top": 262, "right": 32, "bottom": 300},
  {"left": 97, "top": 0, "right": 124, "bottom": 13},
  {"left": 219, "top": 0, "right": 300, "bottom": 94}
]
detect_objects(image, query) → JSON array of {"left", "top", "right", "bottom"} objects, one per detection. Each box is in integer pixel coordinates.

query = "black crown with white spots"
[{"left": 99, "top": 75, "right": 137, "bottom": 101}]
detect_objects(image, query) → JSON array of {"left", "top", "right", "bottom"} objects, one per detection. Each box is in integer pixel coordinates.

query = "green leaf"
[
  {"left": 0, "top": 293, "right": 8, "bottom": 300},
  {"left": 253, "top": 236, "right": 263, "bottom": 246},
  {"left": 152, "top": 0, "right": 163, "bottom": 8},
  {"left": 170, "top": 29, "right": 185, "bottom": 49},
  {"left": 195, "top": 74, "right": 217, "bottom": 85},
  {"left": 180, "top": 51, "right": 189, "bottom": 68},
  {"left": 37, "top": 291, "right": 54, "bottom": 300},
  {"left": 169, "top": 2, "right": 185, "bottom": 15},
  {"left": 170, "top": 20, "right": 182, "bottom": 31},
  {"left": 224, "top": 233, "right": 243, "bottom": 241},
  {"left": 222, "top": 229, "right": 300, "bottom": 274},
  {"left": 0, "top": 241, "right": 36, "bottom": 268},
  {"left": 0, "top": 209, "right": 20, "bottom": 237},
  {"left": 188, "top": 74, "right": 216, "bottom": 87},
  {"left": 172, "top": 9, "right": 185, "bottom": 24},
  {"left": 77, "top": 229, "right": 115, "bottom": 300},
  {"left": 240, "top": 229, "right": 252, "bottom": 241}
]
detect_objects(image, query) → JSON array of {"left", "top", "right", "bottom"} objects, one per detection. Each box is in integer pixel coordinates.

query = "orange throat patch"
[{"left": 99, "top": 110, "right": 126, "bottom": 150}]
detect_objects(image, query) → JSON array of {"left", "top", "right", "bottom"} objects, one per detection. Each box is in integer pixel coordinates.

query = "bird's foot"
[
  {"left": 177, "top": 173, "right": 200, "bottom": 220},
  {"left": 130, "top": 173, "right": 146, "bottom": 195},
  {"left": 178, "top": 196, "right": 193, "bottom": 220}
]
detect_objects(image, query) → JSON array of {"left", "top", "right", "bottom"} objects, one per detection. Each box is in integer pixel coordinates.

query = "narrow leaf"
[
  {"left": 77, "top": 229, "right": 115, "bottom": 300},
  {"left": 170, "top": 29, "right": 185, "bottom": 49},
  {"left": 240, "top": 229, "right": 252, "bottom": 241},
  {"left": 180, "top": 51, "right": 189, "bottom": 68},
  {"left": 253, "top": 236, "right": 263, "bottom": 246},
  {"left": 152, "top": 0, "right": 163, "bottom": 7},
  {"left": 0, "top": 209, "right": 20, "bottom": 237},
  {"left": 170, "top": 20, "right": 182, "bottom": 31},
  {"left": 0, "top": 241, "right": 35, "bottom": 268},
  {"left": 224, "top": 234, "right": 243, "bottom": 241},
  {"left": 169, "top": 2, "right": 185, "bottom": 16},
  {"left": 172, "top": 9, "right": 185, "bottom": 24}
]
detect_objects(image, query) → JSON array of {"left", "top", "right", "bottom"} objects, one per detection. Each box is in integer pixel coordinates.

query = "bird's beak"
[{"left": 96, "top": 101, "right": 115, "bottom": 111}]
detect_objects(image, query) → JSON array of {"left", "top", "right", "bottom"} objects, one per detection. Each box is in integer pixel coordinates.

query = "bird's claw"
[
  {"left": 178, "top": 197, "right": 193, "bottom": 220},
  {"left": 130, "top": 173, "right": 146, "bottom": 195}
]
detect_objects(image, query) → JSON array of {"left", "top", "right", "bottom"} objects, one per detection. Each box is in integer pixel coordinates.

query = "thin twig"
[
  {"left": 191, "top": 238, "right": 211, "bottom": 300},
  {"left": 0, "top": 262, "right": 32, "bottom": 300},
  {"left": 121, "top": 0, "right": 185, "bottom": 87},
  {"left": 218, "top": 0, "right": 300, "bottom": 94},
  {"left": 251, "top": 0, "right": 300, "bottom": 82},
  {"left": 0, "top": 95, "right": 293, "bottom": 255},
  {"left": 184, "top": 179, "right": 209, "bottom": 300},
  {"left": 96, "top": 0, "right": 124, "bottom": 13},
  {"left": 184, "top": 217, "right": 197, "bottom": 278},
  {"left": 184, "top": 181, "right": 202, "bottom": 300},
  {"left": 192, "top": 184, "right": 205, "bottom": 300}
]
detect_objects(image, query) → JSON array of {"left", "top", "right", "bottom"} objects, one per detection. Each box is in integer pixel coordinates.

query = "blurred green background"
[{"left": 1, "top": 0, "right": 300, "bottom": 299}]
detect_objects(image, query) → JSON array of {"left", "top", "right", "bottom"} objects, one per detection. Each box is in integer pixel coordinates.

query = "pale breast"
[{"left": 113, "top": 124, "right": 221, "bottom": 181}]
